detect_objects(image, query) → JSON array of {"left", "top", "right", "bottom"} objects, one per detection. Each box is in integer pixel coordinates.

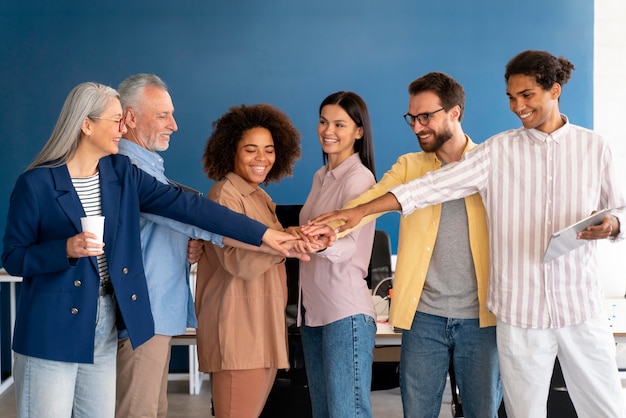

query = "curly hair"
[
  {"left": 504, "top": 50, "right": 575, "bottom": 91},
  {"left": 202, "top": 104, "right": 301, "bottom": 184}
]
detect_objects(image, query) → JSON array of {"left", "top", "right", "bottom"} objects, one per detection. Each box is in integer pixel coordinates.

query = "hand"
[
  {"left": 300, "top": 224, "right": 337, "bottom": 248},
  {"left": 287, "top": 225, "right": 337, "bottom": 250},
  {"left": 303, "top": 206, "right": 366, "bottom": 233},
  {"left": 285, "top": 226, "right": 310, "bottom": 240},
  {"left": 281, "top": 238, "right": 323, "bottom": 254},
  {"left": 66, "top": 232, "right": 105, "bottom": 258},
  {"left": 287, "top": 251, "right": 312, "bottom": 261},
  {"left": 577, "top": 214, "right": 619, "bottom": 240},
  {"left": 187, "top": 239, "right": 204, "bottom": 264},
  {"left": 261, "top": 228, "right": 297, "bottom": 257}
]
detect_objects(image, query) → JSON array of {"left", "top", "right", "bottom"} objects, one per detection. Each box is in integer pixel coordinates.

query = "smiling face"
[
  {"left": 318, "top": 104, "right": 363, "bottom": 168},
  {"left": 407, "top": 91, "right": 452, "bottom": 153},
  {"left": 125, "top": 84, "right": 178, "bottom": 152},
  {"left": 84, "top": 99, "right": 126, "bottom": 158},
  {"left": 233, "top": 126, "right": 276, "bottom": 187},
  {"left": 506, "top": 73, "right": 562, "bottom": 133}
]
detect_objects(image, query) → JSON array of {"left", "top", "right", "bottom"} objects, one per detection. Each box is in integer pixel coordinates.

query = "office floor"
[{"left": 0, "top": 378, "right": 458, "bottom": 418}]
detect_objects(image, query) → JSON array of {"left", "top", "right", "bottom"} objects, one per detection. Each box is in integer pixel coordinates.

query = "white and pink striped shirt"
[{"left": 391, "top": 116, "right": 626, "bottom": 329}]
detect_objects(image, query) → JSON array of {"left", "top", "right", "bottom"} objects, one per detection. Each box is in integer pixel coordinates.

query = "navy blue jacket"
[{"left": 2, "top": 154, "right": 266, "bottom": 363}]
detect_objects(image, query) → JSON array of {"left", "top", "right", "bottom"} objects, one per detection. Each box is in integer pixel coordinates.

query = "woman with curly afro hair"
[
  {"left": 195, "top": 103, "right": 303, "bottom": 418},
  {"left": 201, "top": 103, "right": 301, "bottom": 185}
]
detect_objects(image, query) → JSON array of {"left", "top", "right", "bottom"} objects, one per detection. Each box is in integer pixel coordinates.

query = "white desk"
[
  {"left": 170, "top": 328, "right": 203, "bottom": 395},
  {"left": 375, "top": 318, "right": 402, "bottom": 346},
  {"left": 374, "top": 301, "right": 626, "bottom": 345}
]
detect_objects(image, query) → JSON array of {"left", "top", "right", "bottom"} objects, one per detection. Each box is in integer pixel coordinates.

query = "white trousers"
[{"left": 497, "top": 315, "right": 625, "bottom": 418}]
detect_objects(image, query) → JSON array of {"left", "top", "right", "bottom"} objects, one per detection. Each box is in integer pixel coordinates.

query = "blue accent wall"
[
  {"left": 0, "top": 0, "right": 593, "bottom": 258},
  {"left": 0, "top": 0, "right": 594, "bottom": 379}
]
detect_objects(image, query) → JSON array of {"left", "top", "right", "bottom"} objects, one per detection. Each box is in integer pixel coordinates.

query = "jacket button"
[
  {"left": 122, "top": 268, "right": 129, "bottom": 274},
  {"left": 70, "top": 307, "right": 79, "bottom": 314},
  {"left": 131, "top": 294, "right": 137, "bottom": 301},
  {"left": 73, "top": 280, "right": 82, "bottom": 287}
]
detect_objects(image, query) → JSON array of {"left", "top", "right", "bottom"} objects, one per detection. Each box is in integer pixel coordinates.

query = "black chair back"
[{"left": 366, "top": 230, "right": 392, "bottom": 291}]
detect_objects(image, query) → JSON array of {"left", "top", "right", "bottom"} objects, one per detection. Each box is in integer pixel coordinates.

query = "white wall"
[{"left": 595, "top": 1, "right": 626, "bottom": 297}]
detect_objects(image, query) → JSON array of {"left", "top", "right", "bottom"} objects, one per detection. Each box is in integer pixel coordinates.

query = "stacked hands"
[
  {"left": 282, "top": 224, "right": 337, "bottom": 260},
  {"left": 302, "top": 207, "right": 362, "bottom": 235},
  {"left": 276, "top": 206, "right": 363, "bottom": 261},
  {"left": 68, "top": 213, "right": 347, "bottom": 264},
  {"left": 268, "top": 207, "right": 362, "bottom": 262},
  {"left": 185, "top": 222, "right": 339, "bottom": 265}
]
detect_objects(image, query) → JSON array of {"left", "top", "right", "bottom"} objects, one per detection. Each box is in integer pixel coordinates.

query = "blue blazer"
[{"left": 2, "top": 155, "right": 267, "bottom": 364}]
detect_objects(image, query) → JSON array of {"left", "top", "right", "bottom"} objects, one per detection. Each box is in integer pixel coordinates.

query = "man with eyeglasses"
[
  {"left": 312, "top": 72, "right": 502, "bottom": 417},
  {"left": 309, "top": 51, "right": 626, "bottom": 417}
]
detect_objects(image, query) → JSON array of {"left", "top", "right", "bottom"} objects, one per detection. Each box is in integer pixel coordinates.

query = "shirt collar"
[
  {"left": 225, "top": 171, "right": 263, "bottom": 197},
  {"left": 325, "top": 152, "right": 363, "bottom": 178},
  {"left": 118, "top": 138, "right": 165, "bottom": 174},
  {"left": 525, "top": 114, "right": 570, "bottom": 144}
]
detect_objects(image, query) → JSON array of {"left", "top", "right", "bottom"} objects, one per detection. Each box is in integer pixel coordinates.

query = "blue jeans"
[
  {"left": 301, "top": 314, "right": 376, "bottom": 418},
  {"left": 400, "top": 311, "right": 501, "bottom": 418},
  {"left": 14, "top": 294, "right": 117, "bottom": 418}
]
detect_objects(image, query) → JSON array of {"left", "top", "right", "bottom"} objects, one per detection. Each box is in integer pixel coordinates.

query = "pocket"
[{"left": 363, "top": 314, "right": 376, "bottom": 328}]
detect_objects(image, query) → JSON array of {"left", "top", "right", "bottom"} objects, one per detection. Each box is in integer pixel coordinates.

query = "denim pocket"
[{"left": 362, "top": 314, "right": 377, "bottom": 329}]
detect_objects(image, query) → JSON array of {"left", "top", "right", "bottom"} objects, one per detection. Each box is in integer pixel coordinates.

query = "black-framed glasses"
[
  {"left": 90, "top": 116, "right": 126, "bottom": 132},
  {"left": 403, "top": 107, "right": 444, "bottom": 127}
]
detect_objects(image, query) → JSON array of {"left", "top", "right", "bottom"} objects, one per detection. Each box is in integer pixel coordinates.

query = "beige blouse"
[{"left": 195, "top": 172, "right": 289, "bottom": 372}]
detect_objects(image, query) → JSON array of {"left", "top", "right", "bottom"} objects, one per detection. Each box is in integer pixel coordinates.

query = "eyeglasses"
[
  {"left": 403, "top": 108, "right": 444, "bottom": 127},
  {"left": 90, "top": 116, "right": 126, "bottom": 132}
]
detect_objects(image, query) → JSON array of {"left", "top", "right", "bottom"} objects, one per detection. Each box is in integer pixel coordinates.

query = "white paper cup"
[{"left": 80, "top": 216, "right": 105, "bottom": 249}]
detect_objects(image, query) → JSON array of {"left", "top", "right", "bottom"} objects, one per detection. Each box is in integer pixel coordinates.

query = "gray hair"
[
  {"left": 118, "top": 73, "right": 168, "bottom": 111},
  {"left": 28, "top": 82, "right": 119, "bottom": 170}
]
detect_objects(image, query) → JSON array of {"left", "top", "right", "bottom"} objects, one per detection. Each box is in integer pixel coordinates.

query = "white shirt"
[{"left": 391, "top": 116, "right": 626, "bottom": 329}]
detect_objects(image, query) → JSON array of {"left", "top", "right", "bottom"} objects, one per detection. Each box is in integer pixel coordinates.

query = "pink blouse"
[{"left": 298, "top": 153, "right": 377, "bottom": 327}]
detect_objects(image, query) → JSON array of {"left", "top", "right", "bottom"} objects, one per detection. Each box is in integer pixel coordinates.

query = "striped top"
[
  {"left": 391, "top": 116, "right": 626, "bottom": 329},
  {"left": 72, "top": 172, "right": 110, "bottom": 286}
]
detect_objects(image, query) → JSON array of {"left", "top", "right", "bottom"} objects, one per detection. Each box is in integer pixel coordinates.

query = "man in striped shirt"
[{"left": 309, "top": 50, "right": 626, "bottom": 417}]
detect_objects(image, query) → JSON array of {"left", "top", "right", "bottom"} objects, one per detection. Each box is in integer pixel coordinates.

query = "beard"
[{"left": 418, "top": 126, "right": 453, "bottom": 153}]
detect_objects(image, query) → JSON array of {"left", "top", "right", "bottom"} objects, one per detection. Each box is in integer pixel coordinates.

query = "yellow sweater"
[{"left": 343, "top": 137, "right": 495, "bottom": 329}]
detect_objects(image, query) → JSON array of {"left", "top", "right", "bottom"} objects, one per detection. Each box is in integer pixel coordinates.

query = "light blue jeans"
[
  {"left": 14, "top": 294, "right": 117, "bottom": 418},
  {"left": 400, "top": 311, "right": 501, "bottom": 418},
  {"left": 301, "top": 314, "right": 376, "bottom": 418}
]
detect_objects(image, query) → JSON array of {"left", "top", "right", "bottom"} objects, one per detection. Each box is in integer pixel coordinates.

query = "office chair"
[
  {"left": 366, "top": 230, "right": 400, "bottom": 391},
  {"left": 366, "top": 230, "right": 393, "bottom": 291},
  {"left": 369, "top": 230, "right": 393, "bottom": 318}
]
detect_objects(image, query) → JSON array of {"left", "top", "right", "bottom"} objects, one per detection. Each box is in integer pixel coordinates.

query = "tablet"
[{"left": 543, "top": 209, "right": 611, "bottom": 263}]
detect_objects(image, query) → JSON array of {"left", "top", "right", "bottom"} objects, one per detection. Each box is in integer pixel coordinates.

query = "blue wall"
[
  {"left": 0, "top": 0, "right": 595, "bottom": 379},
  {"left": 0, "top": 0, "right": 593, "bottom": 256}
]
